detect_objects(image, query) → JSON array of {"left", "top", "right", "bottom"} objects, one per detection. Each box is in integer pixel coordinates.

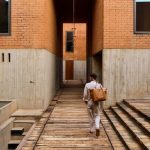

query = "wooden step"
[
  {"left": 14, "top": 120, "right": 35, "bottom": 123},
  {"left": 101, "top": 112, "right": 126, "bottom": 150},
  {"left": 34, "top": 147, "right": 99, "bottom": 150},
  {"left": 13, "top": 120, "right": 35, "bottom": 132},
  {"left": 111, "top": 106, "right": 150, "bottom": 150},
  {"left": 11, "top": 109, "right": 43, "bottom": 121},
  {"left": 11, "top": 134, "right": 24, "bottom": 140},
  {"left": 117, "top": 102, "right": 150, "bottom": 135},
  {"left": 11, "top": 127, "right": 24, "bottom": 135},
  {"left": 104, "top": 110, "right": 143, "bottom": 150},
  {"left": 61, "top": 93, "right": 82, "bottom": 95},
  {"left": 11, "top": 132, "right": 27, "bottom": 141},
  {"left": 123, "top": 99, "right": 150, "bottom": 121},
  {"left": 8, "top": 140, "right": 21, "bottom": 149}
]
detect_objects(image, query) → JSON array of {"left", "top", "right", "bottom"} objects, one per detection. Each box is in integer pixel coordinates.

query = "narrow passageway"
[
  {"left": 20, "top": 81, "right": 150, "bottom": 150},
  {"left": 21, "top": 82, "right": 112, "bottom": 149},
  {"left": 34, "top": 87, "right": 112, "bottom": 149}
]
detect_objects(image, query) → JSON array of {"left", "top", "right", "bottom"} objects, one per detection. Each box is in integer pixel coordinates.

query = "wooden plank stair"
[
  {"left": 18, "top": 87, "right": 150, "bottom": 150},
  {"left": 8, "top": 140, "right": 21, "bottom": 149},
  {"left": 103, "top": 99, "right": 150, "bottom": 150},
  {"left": 104, "top": 110, "right": 143, "bottom": 150},
  {"left": 11, "top": 127, "right": 24, "bottom": 135},
  {"left": 123, "top": 99, "right": 150, "bottom": 121},
  {"left": 100, "top": 112, "right": 126, "bottom": 150},
  {"left": 117, "top": 102, "right": 150, "bottom": 135},
  {"left": 111, "top": 106, "right": 150, "bottom": 150}
]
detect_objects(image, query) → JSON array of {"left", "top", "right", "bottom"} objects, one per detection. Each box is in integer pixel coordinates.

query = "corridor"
[{"left": 21, "top": 86, "right": 112, "bottom": 149}]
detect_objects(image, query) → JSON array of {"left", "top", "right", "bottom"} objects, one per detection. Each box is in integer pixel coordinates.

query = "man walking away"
[{"left": 83, "top": 73, "right": 103, "bottom": 137}]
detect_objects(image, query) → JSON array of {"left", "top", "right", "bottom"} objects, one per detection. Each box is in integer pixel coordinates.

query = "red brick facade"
[
  {"left": 91, "top": 0, "right": 150, "bottom": 55},
  {"left": 0, "top": 0, "right": 150, "bottom": 55},
  {"left": 63, "top": 24, "right": 86, "bottom": 60},
  {"left": 104, "top": 0, "right": 150, "bottom": 49},
  {"left": 0, "top": 0, "right": 57, "bottom": 54}
]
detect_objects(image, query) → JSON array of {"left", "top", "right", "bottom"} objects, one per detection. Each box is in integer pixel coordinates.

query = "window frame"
[
  {"left": 0, "top": 0, "right": 11, "bottom": 36},
  {"left": 134, "top": 0, "right": 150, "bottom": 34},
  {"left": 66, "top": 31, "right": 74, "bottom": 52}
]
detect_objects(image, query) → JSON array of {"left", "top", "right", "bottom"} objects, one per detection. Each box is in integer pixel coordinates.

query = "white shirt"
[{"left": 83, "top": 80, "right": 102, "bottom": 101}]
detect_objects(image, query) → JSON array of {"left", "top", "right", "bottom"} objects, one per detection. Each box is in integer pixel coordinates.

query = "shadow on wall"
[{"left": 92, "top": 51, "right": 103, "bottom": 84}]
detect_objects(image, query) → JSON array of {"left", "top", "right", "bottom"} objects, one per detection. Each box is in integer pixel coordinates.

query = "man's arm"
[
  {"left": 98, "top": 83, "right": 103, "bottom": 88},
  {"left": 83, "top": 84, "right": 88, "bottom": 101}
]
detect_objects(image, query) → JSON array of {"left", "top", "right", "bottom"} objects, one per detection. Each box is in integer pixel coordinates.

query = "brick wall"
[
  {"left": 1, "top": 0, "right": 150, "bottom": 55},
  {"left": 92, "top": 0, "right": 103, "bottom": 55},
  {"left": 0, "top": 0, "right": 57, "bottom": 54},
  {"left": 63, "top": 23, "right": 86, "bottom": 60},
  {"left": 104, "top": 0, "right": 150, "bottom": 49}
]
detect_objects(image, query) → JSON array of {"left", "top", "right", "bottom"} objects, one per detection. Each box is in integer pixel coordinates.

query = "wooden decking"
[
  {"left": 103, "top": 99, "right": 150, "bottom": 150},
  {"left": 21, "top": 88, "right": 113, "bottom": 150},
  {"left": 20, "top": 88, "right": 150, "bottom": 150}
]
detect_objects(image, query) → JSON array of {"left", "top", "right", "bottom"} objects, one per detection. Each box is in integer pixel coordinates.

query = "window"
[
  {"left": 0, "top": 0, "right": 11, "bottom": 35},
  {"left": 66, "top": 31, "right": 74, "bottom": 52},
  {"left": 135, "top": 0, "right": 150, "bottom": 33}
]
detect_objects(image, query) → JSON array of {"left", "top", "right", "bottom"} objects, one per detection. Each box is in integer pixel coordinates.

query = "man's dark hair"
[{"left": 90, "top": 73, "right": 97, "bottom": 80}]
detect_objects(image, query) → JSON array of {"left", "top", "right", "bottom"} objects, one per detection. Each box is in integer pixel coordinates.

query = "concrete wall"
[
  {"left": 63, "top": 60, "right": 86, "bottom": 81},
  {"left": 103, "top": 49, "right": 150, "bottom": 107},
  {"left": 0, "top": 0, "right": 58, "bottom": 110},
  {"left": 63, "top": 61, "right": 65, "bottom": 81},
  {"left": 0, "top": 49, "right": 58, "bottom": 110},
  {"left": 0, "top": 118, "right": 14, "bottom": 150},
  {"left": 74, "top": 61, "right": 86, "bottom": 80},
  {"left": 0, "top": 101, "right": 17, "bottom": 125}
]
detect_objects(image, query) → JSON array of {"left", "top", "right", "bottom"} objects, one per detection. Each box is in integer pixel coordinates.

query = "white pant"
[{"left": 87, "top": 100, "right": 102, "bottom": 131}]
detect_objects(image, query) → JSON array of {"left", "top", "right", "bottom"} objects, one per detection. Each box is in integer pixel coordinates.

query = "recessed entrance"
[
  {"left": 63, "top": 23, "right": 87, "bottom": 82},
  {"left": 54, "top": 0, "right": 94, "bottom": 87}
]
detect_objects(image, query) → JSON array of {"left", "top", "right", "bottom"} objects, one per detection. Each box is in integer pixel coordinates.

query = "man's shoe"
[
  {"left": 90, "top": 129, "right": 95, "bottom": 133},
  {"left": 96, "top": 129, "right": 100, "bottom": 137}
]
